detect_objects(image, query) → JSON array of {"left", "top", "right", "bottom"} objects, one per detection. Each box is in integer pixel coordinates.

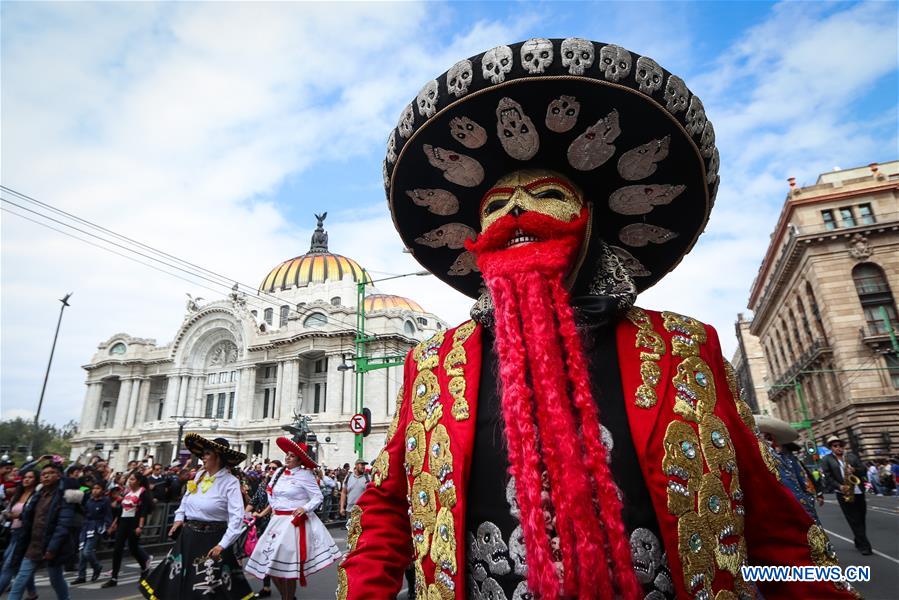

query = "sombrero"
[
  {"left": 383, "top": 38, "right": 719, "bottom": 298},
  {"left": 184, "top": 433, "right": 246, "bottom": 466},
  {"left": 755, "top": 415, "right": 799, "bottom": 446},
  {"left": 275, "top": 436, "right": 318, "bottom": 470}
]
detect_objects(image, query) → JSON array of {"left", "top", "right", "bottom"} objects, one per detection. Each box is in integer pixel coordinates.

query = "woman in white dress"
[
  {"left": 245, "top": 437, "right": 340, "bottom": 598},
  {"left": 140, "top": 434, "right": 253, "bottom": 600}
]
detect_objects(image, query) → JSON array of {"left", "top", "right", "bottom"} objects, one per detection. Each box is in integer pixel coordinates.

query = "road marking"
[{"left": 823, "top": 528, "right": 899, "bottom": 565}]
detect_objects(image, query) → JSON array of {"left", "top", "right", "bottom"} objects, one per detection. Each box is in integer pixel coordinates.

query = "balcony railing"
[{"left": 768, "top": 338, "right": 832, "bottom": 397}]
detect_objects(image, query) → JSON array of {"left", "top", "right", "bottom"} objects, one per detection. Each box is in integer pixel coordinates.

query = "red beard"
[{"left": 466, "top": 210, "right": 640, "bottom": 600}]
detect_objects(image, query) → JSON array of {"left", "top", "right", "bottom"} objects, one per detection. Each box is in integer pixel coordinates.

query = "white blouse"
[
  {"left": 267, "top": 468, "right": 323, "bottom": 513},
  {"left": 174, "top": 470, "right": 244, "bottom": 549}
]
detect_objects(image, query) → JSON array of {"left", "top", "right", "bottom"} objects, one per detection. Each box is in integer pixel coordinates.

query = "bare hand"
[
  {"left": 43, "top": 551, "right": 55, "bottom": 561},
  {"left": 207, "top": 545, "right": 224, "bottom": 560},
  {"left": 339, "top": 509, "right": 346, "bottom": 517},
  {"left": 817, "top": 496, "right": 825, "bottom": 507},
  {"left": 108, "top": 523, "right": 117, "bottom": 535},
  {"left": 292, "top": 507, "right": 306, "bottom": 518},
  {"left": 135, "top": 526, "right": 142, "bottom": 537},
  {"left": 168, "top": 521, "right": 183, "bottom": 538}
]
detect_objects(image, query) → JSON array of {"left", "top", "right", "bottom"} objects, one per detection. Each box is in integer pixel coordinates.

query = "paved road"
[{"left": 27, "top": 496, "right": 897, "bottom": 599}]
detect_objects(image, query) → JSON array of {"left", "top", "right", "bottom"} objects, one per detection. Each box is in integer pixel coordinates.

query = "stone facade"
[
  {"left": 747, "top": 161, "right": 899, "bottom": 460},
  {"left": 731, "top": 314, "right": 775, "bottom": 417},
  {"left": 70, "top": 221, "right": 447, "bottom": 471}
]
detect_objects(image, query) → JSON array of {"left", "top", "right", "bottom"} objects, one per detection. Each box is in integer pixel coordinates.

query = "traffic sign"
[{"left": 349, "top": 413, "right": 367, "bottom": 434}]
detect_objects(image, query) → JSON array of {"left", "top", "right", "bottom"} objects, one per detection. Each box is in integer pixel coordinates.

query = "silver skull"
[
  {"left": 520, "top": 38, "right": 553, "bottom": 74},
  {"left": 664, "top": 75, "right": 689, "bottom": 113},
  {"left": 545, "top": 95, "right": 580, "bottom": 133},
  {"left": 560, "top": 38, "right": 594, "bottom": 75},
  {"left": 449, "top": 116, "right": 487, "bottom": 149},
  {"left": 385, "top": 130, "right": 397, "bottom": 164},
  {"left": 416, "top": 80, "right": 439, "bottom": 119},
  {"left": 397, "top": 103, "right": 415, "bottom": 138},
  {"left": 447, "top": 59, "right": 473, "bottom": 98},
  {"left": 631, "top": 528, "right": 662, "bottom": 585},
  {"left": 496, "top": 97, "right": 539, "bottom": 161},
  {"left": 699, "top": 121, "right": 715, "bottom": 158},
  {"left": 685, "top": 96, "right": 707, "bottom": 137},
  {"left": 635, "top": 56, "right": 664, "bottom": 94},
  {"left": 598, "top": 44, "right": 632, "bottom": 82},
  {"left": 482, "top": 45, "right": 513, "bottom": 84}
]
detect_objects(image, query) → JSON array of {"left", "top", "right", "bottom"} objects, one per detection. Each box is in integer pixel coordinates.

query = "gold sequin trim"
[
  {"left": 625, "top": 307, "right": 666, "bottom": 408},
  {"left": 404, "top": 421, "right": 426, "bottom": 477},
  {"left": 371, "top": 448, "right": 389, "bottom": 488},
  {"left": 444, "top": 321, "right": 475, "bottom": 421},
  {"left": 808, "top": 525, "right": 839, "bottom": 568},
  {"left": 430, "top": 506, "right": 457, "bottom": 575},
  {"left": 411, "top": 472, "right": 439, "bottom": 529},
  {"left": 413, "top": 331, "right": 446, "bottom": 372},
  {"left": 412, "top": 369, "right": 443, "bottom": 431},
  {"left": 662, "top": 421, "right": 703, "bottom": 515},
  {"left": 413, "top": 559, "right": 426, "bottom": 599},
  {"left": 662, "top": 311, "right": 707, "bottom": 357},
  {"left": 672, "top": 355, "right": 717, "bottom": 422},
  {"left": 336, "top": 567, "right": 348, "bottom": 600},
  {"left": 428, "top": 425, "right": 456, "bottom": 507},
  {"left": 346, "top": 505, "right": 363, "bottom": 553},
  {"left": 715, "top": 592, "right": 738, "bottom": 600}
]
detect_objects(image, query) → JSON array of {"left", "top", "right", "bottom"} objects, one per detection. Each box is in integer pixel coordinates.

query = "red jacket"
[{"left": 337, "top": 309, "right": 854, "bottom": 599}]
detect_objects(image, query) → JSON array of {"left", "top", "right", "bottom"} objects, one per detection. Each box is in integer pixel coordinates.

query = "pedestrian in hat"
[
  {"left": 820, "top": 435, "right": 872, "bottom": 555},
  {"left": 756, "top": 416, "right": 822, "bottom": 521},
  {"left": 337, "top": 38, "right": 855, "bottom": 600},
  {"left": 338, "top": 459, "right": 369, "bottom": 520},
  {"left": 139, "top": 434, "right": 253, "bottom": 599},
  {"left": 245, "top": 438, "right": 340, "bottom": 598}
]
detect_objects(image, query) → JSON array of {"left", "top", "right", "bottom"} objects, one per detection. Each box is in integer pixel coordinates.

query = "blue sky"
[{"left": 2, "top": 1, "right": 897, "bottom": 426}]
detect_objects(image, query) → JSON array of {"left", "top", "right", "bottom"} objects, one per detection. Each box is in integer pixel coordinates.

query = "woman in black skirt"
[
  {"left": 101, "top": 471, "right": 152, "bottom": 588},
  {"left": 140, "top": 434, "right": 253, "bottom": 600}
]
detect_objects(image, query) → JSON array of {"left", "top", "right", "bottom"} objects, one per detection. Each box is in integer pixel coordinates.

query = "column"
[
  {"left": 278, "top": 360, "right": 298, "bottom": 420},
  {"left": 236, "top": 367, "right": 256, "bottom": 422},
  {"left": 125, "top": 378, "right": 142, "bottom": 429},
  {"left": 135, "top": 378, "right": 152, "bottom": 425},
  {"left": 163, "top": 375, "right": 182, "bottom": 419},
  {"left": 80, "top": 382, "right": 103, "bottom": 432},
  {"left": 176, "top": 375, "right": 190, "bottom": 415},
  {"left": 112, "top": 379, "right": 134, "bottom": 430},
  {"left": 274, "top": 361, "right": 285, "bottom": 419}
]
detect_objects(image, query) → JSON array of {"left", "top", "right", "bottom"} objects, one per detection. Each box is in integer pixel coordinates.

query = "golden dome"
[
  {"left": 260, "top": 253, "right": 370, "bottom": 293},
  {"left": 364, "top": 294, "right": 425, "bottom": 313}
]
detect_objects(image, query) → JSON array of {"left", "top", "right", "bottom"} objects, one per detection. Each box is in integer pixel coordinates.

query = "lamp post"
[
  {"left": 31, "top": 292, "right": 72, "bottom": 455},
  {"left": 172, "top": 415, "right": 218, "bottom": 464},
  {"left": 339, "top": 270, "right": 430, "bottom": 459}
]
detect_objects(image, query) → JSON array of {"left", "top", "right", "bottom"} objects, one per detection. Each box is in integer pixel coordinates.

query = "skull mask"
[
  {"left": 630, "top": 528, "right": 662, "bottom": 584},
  {"left": 496, "top": 97, "right": 539, "bottom": 160},
  {"left": 635, "top": 56, "right": 664, "bottom": 94},
  {"left": 447, "top": 59, "right": 473, "bottom": 98},
  {"left": 520, "top": 38, "right": 553, "bottom": 74},
  {"left": 599, "top": 44, "right": 632, "bottom": 82},
  {"left": 664, "top": 75, "right": 689, "bottom": 113},
  {"left": 545, "top": 95, "right": 580, "bottom": 133},
  {"left": 416, "top": 80, "right": 439, "bottom": 119},
  {"left": 449, "top": 116, "right": 487, "bottom": 149},
  {"left": 482, "top": 45, "right": 513, "bottom": 84},
  {"left": 662, "top": 421, "right": 702, "bottom": 515},
  {"left": 617, "top": 135, "right": 671, "bottom": 180},
  {"left": 567, "top": 109, "right": 620, "bottom": 171},
  {"left": 406, "top": 188, "right": 459, "bottom": 216},
  {"left": 560, "top": 38, "right": 594, "bottom": 75},
  {"left": 422, "top": 144, "right": 485, "bottom": 187}
]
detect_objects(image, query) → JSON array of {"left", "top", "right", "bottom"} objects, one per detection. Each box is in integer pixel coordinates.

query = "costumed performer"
[
  {"left": 140, "top": 434, "right": 253, "bottom": 600},
  {"left": 337, "top": 38, "right": 857, "bottom": 600},
  {"left": 245, "top": 437, "right": 340, "bottom": 599}
]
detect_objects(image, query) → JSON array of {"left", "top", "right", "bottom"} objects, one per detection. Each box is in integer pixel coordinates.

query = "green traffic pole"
[
  {"left": 879, "top": 305, "right": 899, "bottom": 354},
  {"left": 354, "top": 279, "right": 366, "bottom": 458},
  {"left": 793, "top": 378, "right": 816, "bottom": 448}
]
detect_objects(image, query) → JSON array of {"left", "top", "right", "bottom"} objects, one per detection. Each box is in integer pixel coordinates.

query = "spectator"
[
  {"left": 1, "top": 459, "right": 18, "bottom": 502},
  {"left": 101, "top": 471, "right": 152, "bottom": 588},
  {"left": 8, "top": 463, "right": 81, "bottom": 600},
  {"left": 339, "top": 459, "right": 370, "bottom": 518},
  {"left": 0, "top": 469, "right": 38, "bottom": 596},
  {"left": 320, "top": 468, "right": 337, "bottom": 521},
  {"left": 867, "top": 462, "right": 883, "bottom": 495},
  {"left": 72, "top": 482, "right": 112, "bottom": 584},
  {"left": 148, "top": 463, "right": 169, "bottom": 502}
]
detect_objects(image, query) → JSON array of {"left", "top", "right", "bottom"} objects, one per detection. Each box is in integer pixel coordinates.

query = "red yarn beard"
[{"left": 466, "top": 209, "right": 640, "bottom": 600}]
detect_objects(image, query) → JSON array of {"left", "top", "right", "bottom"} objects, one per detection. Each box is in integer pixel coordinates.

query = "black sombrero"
[
  {"left": 383, "top": 38, "right": 719, "bottom": 298},
  {"left": 184, "top": 433, "right": 247, "bottom": 467}
]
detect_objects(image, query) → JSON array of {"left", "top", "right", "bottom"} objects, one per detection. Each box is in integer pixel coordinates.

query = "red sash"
[{"left": 274, "top": 510, "right": 308, "bottom": 586}]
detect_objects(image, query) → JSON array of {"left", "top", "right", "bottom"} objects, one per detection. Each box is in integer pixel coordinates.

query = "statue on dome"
[
  {"left": 310, "top": 212, "right": 329, "bottom": 253},
  {"left": 185, "top": 293, "right": 203, "bottom": 313}
]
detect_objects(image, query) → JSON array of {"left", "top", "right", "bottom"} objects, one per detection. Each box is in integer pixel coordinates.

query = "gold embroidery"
[
  {"left": 715, "top": 592, "right": 738, "bottom": 600},
  {"left": 386, "top": 385, "right": 404, "bottom": 444},
  {"left": 662, "top": 421, "right": 702, "bottom": 515},
  {"left": 411, "top": 472, "right": 440, "bottom": 529},
  {"left": 677, "top": 511, "right": 715, "bottom": 597},
  {"left": 412, "top": 521, "right": 433, "bottom": 560},
  {"left": 429, "top": 506, "right": 457, "bottom": 575},
  {"left": 699, "top": 414, "right": 736, "bottom": 473},
  {"left": 371, "top": 448, "right": 389, "bottom": 488},
  {"left": 346, "top": 505, "right": 363, "bottom": 553},
  {"left": 413, "top": 559, "right": 426, "bottom": 599},
  {"left": 808, "top": 524, "right": 839, "bottom": 568},
  {"left": 723, "top": 359, "right": 739, "bottom": 400},
  {"left": 662, "top": 311, "right": 707, "bottom": 357},
  {"left": 336, "top": 567, "right": 348, "bottom": 600},
  {"left": 760, "top": 439, "right": 781, "bottom": 481},
  {"left": 698, "top": 472, "right": 745, "bottom": 575},
  {"left": 626, "top": 307, "right": 666, "bottom": 408},
  {"left": 411, "top": 369, "right": 443, "bottom": 431},
  {"left": 428, "top": 425, "right": 456, "bottom": 507},
  {"left": 672, "top": 355, "right": 717, "bottom": 421},
  {"left": 444, "top": 321, "right": 475, "bottom": 421},
  {"left": 405, "top": 421, "right": 426, "bottom": 476},
  {"left": 413, "top": 331, "right": 446, "bottom": 371}
]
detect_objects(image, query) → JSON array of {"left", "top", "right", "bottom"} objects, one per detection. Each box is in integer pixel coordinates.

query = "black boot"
[{"left": 101, "top": 579, "right": 117, "bottom": 588}]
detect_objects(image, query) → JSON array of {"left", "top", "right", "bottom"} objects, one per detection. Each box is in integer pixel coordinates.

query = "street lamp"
[
  {"left": 347, "top": 270, "right": 430, "bottom": 458},
  {"left": 172, "top": 415, "right": 217, "bottom": 464},
  {"left": 31, "top": 292, "right": 72, "bottom": 456}
]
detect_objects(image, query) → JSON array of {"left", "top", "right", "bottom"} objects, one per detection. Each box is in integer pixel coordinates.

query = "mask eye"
[
  {"left": 484, "top": 199, "right": 507, "bottom": 215},
  {"left": 535, "top": 188, "right": 566, "bottom": 201}
]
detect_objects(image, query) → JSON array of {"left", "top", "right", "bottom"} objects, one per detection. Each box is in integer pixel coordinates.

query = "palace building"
[
  {"left": 746, "top": 160, "right": 899, "bottom": 459},
  {"left": 69, "top": 216, "right": 446, "bottom": 471}
]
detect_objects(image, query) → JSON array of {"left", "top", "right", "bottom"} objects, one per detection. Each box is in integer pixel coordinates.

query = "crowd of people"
[{"left": 0, "top": 444, "right": 370, "bottom": 599}]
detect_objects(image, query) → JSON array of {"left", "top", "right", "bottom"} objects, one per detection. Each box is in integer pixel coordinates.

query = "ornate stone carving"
[{"left": 848, "top": 234, "right": 871, "bottom": 259}]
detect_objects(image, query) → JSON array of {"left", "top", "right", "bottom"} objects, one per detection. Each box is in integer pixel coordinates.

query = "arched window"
[
  {"left": 109, "top": 342, "right": 126, "bottom": 355},
  {"left": 796, "top": 296, "right": 813, "bottom": 341},
  {"left": 404, "top": 320, "right": 416, "bottom": 336},
  {"left": 279, "top": 305, "right": 289, "bottom": 328},
  {"left": 787, "top": 309, "right": 802, "bottom": 348},
  {"left": 852, "top": 263, "right": 898, "bottom": 335},
  {"left": 263, "top": 308, "right": 273, "bottom": 326},
  {"left": 304, "top": 312, "right": 328, "bottom": 328},
  {"left": 331, "top": 296, "right": 341, "bottom": 306}
]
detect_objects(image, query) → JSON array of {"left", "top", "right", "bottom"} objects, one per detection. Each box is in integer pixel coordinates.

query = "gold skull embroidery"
[
  {"left": 699, "top": 414, "right": 736, "bottom": 473},
  {"left": 662, "top": 421, "right": 703, "bottom": 515},
  {"left": 698, "top": 472, "right": 746, "bottom": 575},
  {"left": 672, "top": 356, "right": 717, "bottom": 421}
]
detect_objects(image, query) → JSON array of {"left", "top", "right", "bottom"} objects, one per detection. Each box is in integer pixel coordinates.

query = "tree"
[{"left": 0, "top": 418, "right": 78, "bottom": 463}]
